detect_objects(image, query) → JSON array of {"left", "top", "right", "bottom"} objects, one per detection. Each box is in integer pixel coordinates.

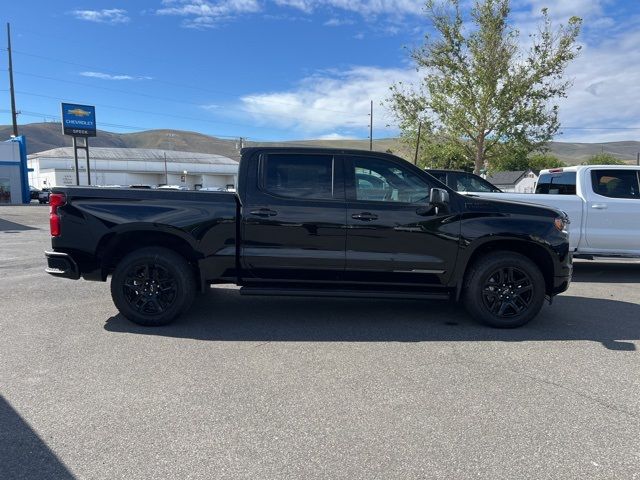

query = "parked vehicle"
[
  {"left": 158, "top": 184, "right": 189, "bottom": 190},
  {"left": 426, "top": 169, "right": 502, "bottom": 193},
  {"left": 469, "top": 165, "right": 640, "bottom": 258},
  {"left": 38, "top": 188, "right": 51, "bottom": 204},
  {"left": 45, "top": 148, "right": 571, "bottom": 328},
  {"left": 29, "top": 186, "right": 41, "bottom": 200}
]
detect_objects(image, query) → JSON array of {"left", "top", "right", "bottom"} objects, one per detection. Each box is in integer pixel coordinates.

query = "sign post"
[{"left": 61, "top": 103, "right": 96, "bottom": 186}]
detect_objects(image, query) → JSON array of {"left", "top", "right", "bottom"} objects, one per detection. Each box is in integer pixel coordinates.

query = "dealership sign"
[{"left": 61, "top": 103, "right": 96, "bottom": 137}]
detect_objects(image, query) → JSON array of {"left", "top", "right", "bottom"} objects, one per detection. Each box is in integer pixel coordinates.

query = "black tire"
[
  {"left": 110, "top": 247, "right": 196, "bottom": 326},
  {"left": 462, "top": 252, "right": 546, "bottom": 328}
]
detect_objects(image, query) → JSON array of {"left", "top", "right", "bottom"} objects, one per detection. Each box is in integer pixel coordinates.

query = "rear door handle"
[
  {"left": 351, "top": 212, "right": 378, "bottom": 221},
  {"left": 250, "top": 208, "right": 278, "bottom": 217},
  {"left": 591, "top": 204, "right": 608, "bottom": 209}
]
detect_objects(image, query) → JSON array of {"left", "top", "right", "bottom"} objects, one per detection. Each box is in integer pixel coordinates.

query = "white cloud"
[
  {"left": 80, "top": 71, "right": 152, "bottom": 81},
  {"left": 156, "top": 0, "right": 261, "bottom": 27},
  {"left": 201, "top": 103, "right": 222, "bottom": 110},
  {"left": 157, "top": 0, "right": 423, "bottom": 27},
  {"left": 510, "top": 1, "right": 640, "bottom": 141},
  {"left": 275, "top": 0, "right": 422, "bottom": 17},
  {"left": 239, "top": 66, "right": 419, "bottom": 135},
  {"left": 323, "top": 17, "right": 354, "bottom": 26},
  {"left": 70, "top": 9, "right": 130, "bottom": 24},
  {"left": 555, "top": 27, "right": 640, "bottom": 142},
  {"left": 318, "top": 132, "right": 357, "bottom": 140},
  {"left": 514, "top": 0, "right": 609, "bottom": 20},
  {"left": 274, "top": 0, "right": 314, "bottom": 14}
]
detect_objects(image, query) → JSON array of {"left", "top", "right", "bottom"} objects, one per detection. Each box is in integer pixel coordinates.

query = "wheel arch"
[
  {"left": 455, "top": 238, "right": 555, "bottom": 300},
  {"left": 97, "top": 226, "right": 202, "bottom": 280}
]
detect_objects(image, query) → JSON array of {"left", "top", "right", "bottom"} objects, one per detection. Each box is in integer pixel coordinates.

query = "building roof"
[
  {"left": 485, "top": 170, "right": 530, "bottom": 186},
  {"left": 28, "top": 147, "right": 238, "bottom": 165}
]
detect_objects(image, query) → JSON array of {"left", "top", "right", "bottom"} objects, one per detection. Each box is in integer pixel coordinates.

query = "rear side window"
[
  {"left": 263, "top": 154, "right": 335, "bottom": 200},
  {"left": 453, "top": 173, "right": 498, "bottom": 192},
  {"left": 428, "top": 171, "right": 448, "bottom": 185},
  {"left": 535, "top": 172, "right": 577, "bottom": 194},
  {"left": 591, "top": 170, "right": 640, "bottom": 199}
]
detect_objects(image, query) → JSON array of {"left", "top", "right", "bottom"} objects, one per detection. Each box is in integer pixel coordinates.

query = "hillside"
[{"left": 1, "top": 122, "right": 638, "bottom": 165}]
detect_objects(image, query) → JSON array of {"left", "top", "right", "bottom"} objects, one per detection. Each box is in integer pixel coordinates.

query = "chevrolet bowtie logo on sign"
[
  {"left": 61, "top": 103, "right": 97, "bottom": 137},
  {"left": 67, "top": 108, "right": 92, "bottom": 117}
]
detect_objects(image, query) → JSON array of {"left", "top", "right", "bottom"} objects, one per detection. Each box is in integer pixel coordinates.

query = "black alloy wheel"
[
  {"left": 462, "top": 251, "right": 545, "bottom": 328},
  {"left": 122, "top": 262, "right": 178, "bottom": 315},
  {"left": 481, "top": 266, "right": 533, "bottom": 318},
  {"left": 111, "top": 247, "right": 196, "bottom": 326}
]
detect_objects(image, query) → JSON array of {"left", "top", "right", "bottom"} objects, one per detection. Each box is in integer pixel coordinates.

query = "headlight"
[{"left": 554, "top": 217, "right": 568, "bottom": 232}]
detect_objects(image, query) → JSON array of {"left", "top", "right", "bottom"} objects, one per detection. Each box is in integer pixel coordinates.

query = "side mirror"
[{"left": 429, "top": 187, "right": 450, "bottom": 208}]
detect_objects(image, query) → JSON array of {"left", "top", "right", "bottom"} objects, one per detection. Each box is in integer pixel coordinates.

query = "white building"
[
  {"left": 485, "top": 169, "right": 539, "bottom": 193},
  {"left": 28, "top": 147, "right": 239, "bottom": 190}
]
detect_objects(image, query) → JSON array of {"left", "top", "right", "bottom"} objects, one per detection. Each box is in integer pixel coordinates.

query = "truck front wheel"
[
  {"left": 110, "top": 247, "right": 195, "bottom": 326},
  {"left": 462, "top": 252, "right": 546, "bottom": 328}
]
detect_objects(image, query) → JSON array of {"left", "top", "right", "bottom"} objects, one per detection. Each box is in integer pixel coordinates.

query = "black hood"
[{"left": 458, "top": 194, "right": 566, "bottom": 220}]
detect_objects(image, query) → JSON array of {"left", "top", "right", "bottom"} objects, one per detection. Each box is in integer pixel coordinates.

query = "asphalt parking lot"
[{"left": 1, "top": 204, "right": 638, "bottom": 480}]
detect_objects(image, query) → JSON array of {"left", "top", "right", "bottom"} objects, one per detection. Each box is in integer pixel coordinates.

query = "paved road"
[{"left": 1, "top": 205, "right": 638, "bottom": 479}]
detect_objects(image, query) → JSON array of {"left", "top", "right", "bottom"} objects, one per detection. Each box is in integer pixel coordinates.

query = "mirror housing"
[{"left": 429, "top": 188, "right": 450, "bottom": 208}]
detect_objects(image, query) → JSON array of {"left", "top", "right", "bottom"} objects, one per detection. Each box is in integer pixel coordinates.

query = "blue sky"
[{"left": 1, "top": 0, "right": 639, "bottom": 142}]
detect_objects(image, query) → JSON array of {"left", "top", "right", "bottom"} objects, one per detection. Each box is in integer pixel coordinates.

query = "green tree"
[
  {"left": 582, "top": 153, "right": 626, "bottom": 165},
  {"left": 528, "top": 153, "right": 565, "bottom": 170},
  {"left": 421, "top": 140, "right": 473, "bottom": 170},
  {"left": 491, "top": 149, "right": 565, "bottom": 172},
  {"left": 388, "top": 0, "right": 582, "bottom": 174}
]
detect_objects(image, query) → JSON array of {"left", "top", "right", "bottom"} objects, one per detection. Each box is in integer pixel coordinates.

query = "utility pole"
[
  {"left": 7, "top": 23, "right": 18, "bottom": 137},
  {"left": 413, "top": 121, "right": 422, "bottom": 165},
  {"left": 637, "top": 152, "right": 639, "bottom": 166},
  {"left": 368, "top": 100, "right": 373, "bottom": 151}
]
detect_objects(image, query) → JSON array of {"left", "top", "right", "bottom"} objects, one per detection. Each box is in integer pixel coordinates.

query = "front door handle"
[
  {"left": 351, "top": 212, "right": 378, "bottom": 221},
  {"left": 250, "top": 208, "right": 278, "bottom": 217},
  {"left": 591, "top": 204, "right": 608, "bottom": 209}
]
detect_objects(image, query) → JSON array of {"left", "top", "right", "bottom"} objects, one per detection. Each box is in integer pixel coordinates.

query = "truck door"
[
  {"left": 241, "top": 152, "right": 346, "bottom": 282},
  {"left": 585, "top": 168, "right": 640, "bottom": 254},
  {"left": 343, "top": 155, "right": 460, "bottom": 286}
]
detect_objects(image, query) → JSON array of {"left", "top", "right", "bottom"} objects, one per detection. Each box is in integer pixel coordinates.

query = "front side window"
[
  {"left": 263, "top": 154, "right": 334, "bottom": 200},
  {"left": 591, "top": 170, "right": 640, "bottom": 199},
  {"left": 352, "top": 157, "right": 431, "bottom": 203}
]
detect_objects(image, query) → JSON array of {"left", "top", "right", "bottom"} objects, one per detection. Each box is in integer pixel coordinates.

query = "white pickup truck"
[{"left": 471, "top": 165, "right": 640, "bottom": 258}]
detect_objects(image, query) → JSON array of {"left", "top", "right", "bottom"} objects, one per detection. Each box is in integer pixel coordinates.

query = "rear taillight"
[{"left": 49, "top": 193, "right": 66, "bottom": 237}]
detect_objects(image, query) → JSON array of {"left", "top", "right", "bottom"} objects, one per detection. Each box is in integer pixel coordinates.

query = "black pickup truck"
[{"left": 45, "top": 147, "right": 571, "bottom": 328}]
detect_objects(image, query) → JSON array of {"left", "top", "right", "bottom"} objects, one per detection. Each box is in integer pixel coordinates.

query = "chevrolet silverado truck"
[
  {"left": 471, "top": 165, "right": 640, "bottom": 258},
  {"left": 45, "top": 148, "right": 571, "bottom": 328}
]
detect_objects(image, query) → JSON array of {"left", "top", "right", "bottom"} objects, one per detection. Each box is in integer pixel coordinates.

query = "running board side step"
[{"left": 239, "top": 287, "right": 450, "bottom": 301}]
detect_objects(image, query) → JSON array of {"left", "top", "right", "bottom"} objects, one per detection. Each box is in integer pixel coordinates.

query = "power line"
[
  {"left": 12, "top": 70, "right": 390, "bottom": 130},
  {"left": 7, "top": 47, "right": 360, "bottom": 116},
  {"left": 13, "top": 89, "right": 395, "bottom": 138}
]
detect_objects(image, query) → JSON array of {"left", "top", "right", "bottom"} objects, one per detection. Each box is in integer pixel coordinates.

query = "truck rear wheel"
[
  {"left": 462, "top": 252, "right": 546, "bottom": 328},
  {"left": 110, "top": 247, "right": 195, "bottom": 326}
]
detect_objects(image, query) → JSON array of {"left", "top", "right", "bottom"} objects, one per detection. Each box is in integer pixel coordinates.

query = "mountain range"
[{"left": 2, "top": 122, "right": 639, "bottom": 166}]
